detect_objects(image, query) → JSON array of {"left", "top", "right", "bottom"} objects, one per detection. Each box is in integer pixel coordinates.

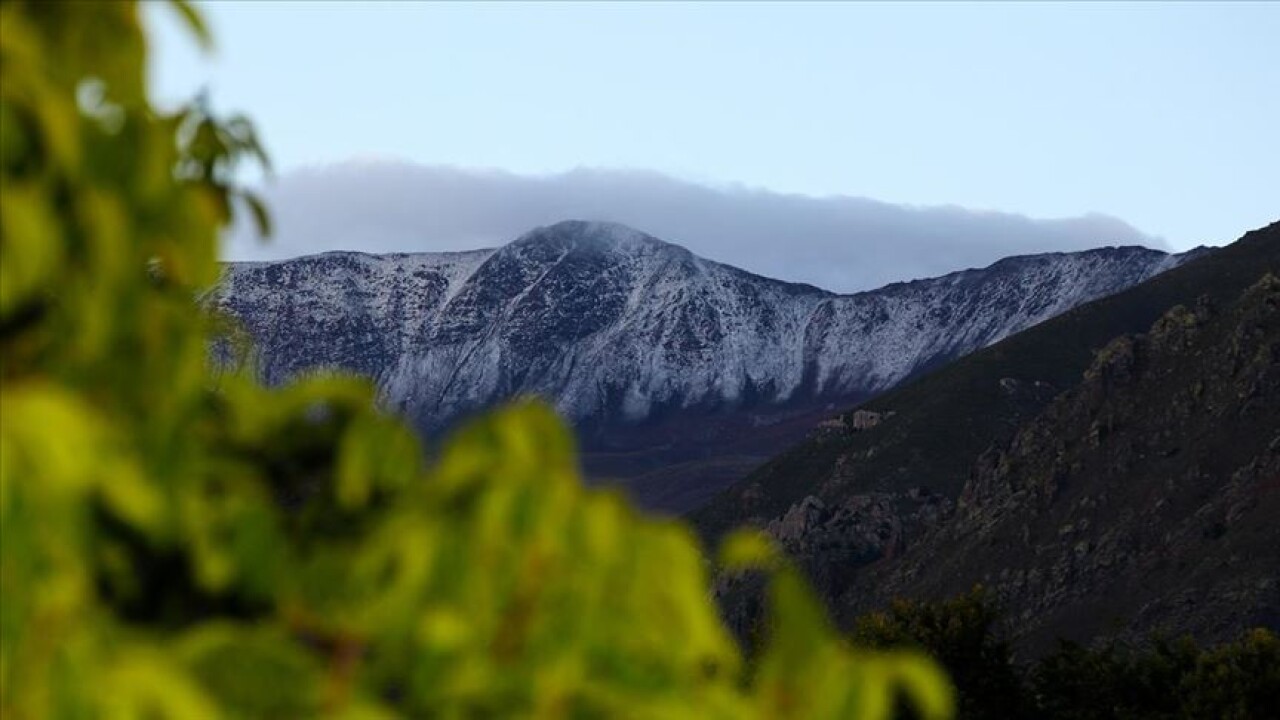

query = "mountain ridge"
[
  {"left": 212, "top": 220, "right": 1195, "bottom": 509},
  {"left": 862, "top": 271, "right": 1280, "bottom": 654},
  {"left": 696, "top": 221, "right": 1279, "bottom": 652}
]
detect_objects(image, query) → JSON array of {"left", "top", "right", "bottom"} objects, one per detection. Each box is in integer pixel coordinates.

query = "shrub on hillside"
[
  {"left": 1031, "top": 630, "right": 1280, "bottom": 720},
  {"left": 852, "top": 589, "right": 1279, "bottom": 720},
  {"left": 851, "top": 588, "right": 1031, "bottom": 720}
]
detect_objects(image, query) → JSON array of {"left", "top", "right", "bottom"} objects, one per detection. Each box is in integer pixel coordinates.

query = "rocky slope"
[
  {"left": 698, "top": 221, "right": 1279, "bottom": 653},
  {"left": 856, "top": 272, "right": 1280, "bottom": 654},
  {"left": 212, "top": 220, "right": 1191, "bottom": 509}
]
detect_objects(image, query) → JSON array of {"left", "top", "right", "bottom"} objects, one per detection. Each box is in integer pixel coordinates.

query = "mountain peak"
[{"left": 511, "top": 219, "right": 682, "bottom": 256}]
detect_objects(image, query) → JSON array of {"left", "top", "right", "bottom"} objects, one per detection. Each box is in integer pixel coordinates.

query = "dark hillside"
[
  {"left": 695, "top": 221, "right": 1278, "bottom": 542},
  {"left": 849, "top": 270, "right": 1280, "bottom": 654}
]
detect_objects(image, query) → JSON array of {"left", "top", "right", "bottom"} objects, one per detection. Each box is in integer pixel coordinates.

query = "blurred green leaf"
[
  {"left": 168, "top": 0, "right": 213, "bottom": 52},
  {"left": 0, "top": 3, "right": 955, "bottom": 718}
]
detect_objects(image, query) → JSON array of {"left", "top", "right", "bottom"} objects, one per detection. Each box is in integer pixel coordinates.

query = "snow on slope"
[{"left": 211, "top": 220, "right": 1193, "bottom": 432}]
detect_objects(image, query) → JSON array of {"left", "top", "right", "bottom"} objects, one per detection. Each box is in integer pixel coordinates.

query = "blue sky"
[{"left": 147, "top": 1, "right": 1277, "bottom": 256}]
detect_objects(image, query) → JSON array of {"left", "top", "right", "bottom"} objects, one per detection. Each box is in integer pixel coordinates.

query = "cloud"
[{"left": 225, "top": 161, "right": 1165, "bottom": 293}]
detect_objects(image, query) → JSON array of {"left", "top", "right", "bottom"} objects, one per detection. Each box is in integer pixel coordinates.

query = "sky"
[{"left": 145, "top": 1, "right": 1278, "bottom": 286}]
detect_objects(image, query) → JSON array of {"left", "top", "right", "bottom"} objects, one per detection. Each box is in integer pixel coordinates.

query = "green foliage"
[
  {"left": 0, "top": 2, "right": 953, "bottom": 717},
  {"left": 851, "top": 588, "right": 1030, "bottom": 720},
  {"left": 1031, "top": 630, "right": 1280, "bottom": 720},
  {"left": 852, "top": 590, "right": 1280, "bottom": 720}
]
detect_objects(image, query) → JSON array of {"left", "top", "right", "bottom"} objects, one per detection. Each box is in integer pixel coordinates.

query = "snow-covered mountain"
[{"left": 212, "top": 220, "right": 1193, "bottom": 436}]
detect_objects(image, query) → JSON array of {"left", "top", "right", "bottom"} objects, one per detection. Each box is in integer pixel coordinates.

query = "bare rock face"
[
  {"left": 849, "top": 410, "right": 885, "bottom": 430},
  {"left": 715, "top": 487, "right": 953, "bottom": 637},
  {"left": 763, "top": 489, "right": 953, "bottom": 598}
]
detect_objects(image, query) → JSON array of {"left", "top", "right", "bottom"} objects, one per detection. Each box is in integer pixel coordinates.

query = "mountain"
[
  {"left": 212, "top": 220, "right": 1193, "bottom": 510},
  {"left": 696, "top": 221, "right": 1280, "bottom": 653},
  {"left": 860, "top": 272, "right": 1280, "bottom": 655}
]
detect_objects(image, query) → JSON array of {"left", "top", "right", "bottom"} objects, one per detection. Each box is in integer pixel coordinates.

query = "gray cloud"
[{"left": 225, "top": 162, "right": 1165, "bottom": 293}]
